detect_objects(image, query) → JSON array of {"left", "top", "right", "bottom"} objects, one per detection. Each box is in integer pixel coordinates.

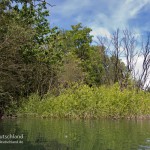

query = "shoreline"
[{"left": 2, "top": 114, "right": 150, "bottom": 120}]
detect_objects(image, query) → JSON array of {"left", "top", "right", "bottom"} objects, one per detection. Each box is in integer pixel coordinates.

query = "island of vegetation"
[{"left": 0, "top": 0, "right": 150, "bottom": 119}]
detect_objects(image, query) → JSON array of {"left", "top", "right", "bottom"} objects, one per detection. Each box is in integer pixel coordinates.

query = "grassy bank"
[{"left": 14, "top": 84, "right": 150, "bottom": 119}]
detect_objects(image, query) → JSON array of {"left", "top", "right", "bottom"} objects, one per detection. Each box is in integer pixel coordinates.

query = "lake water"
[{"left": 0, "top": 118, "right": 150, "bottom": 150}]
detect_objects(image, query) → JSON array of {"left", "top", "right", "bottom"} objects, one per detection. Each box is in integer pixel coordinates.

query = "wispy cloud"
[
  {"left": 50, "top": 0, "right": 150, "bottom": 41},
  {"left": 52, "top": 0, "right": 91, "bottom": 17},
  {"left": 87, "top": 0, "right": 150, "bottom": 35},
  {"left": 111, "top": 0, "right": 150, "bottom": 28},
  {"left": 90, "top": 27, "right": 111, "bottom": 41}
]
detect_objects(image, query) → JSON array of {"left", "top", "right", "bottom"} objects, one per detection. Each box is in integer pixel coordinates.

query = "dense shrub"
[{"left": 16, "top": 83, "right": 150, "bottom": 119}]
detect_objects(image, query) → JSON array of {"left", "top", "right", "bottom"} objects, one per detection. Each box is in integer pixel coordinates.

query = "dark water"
[{"left": 0, "top": 118, "right": 150, "bottom": 150}]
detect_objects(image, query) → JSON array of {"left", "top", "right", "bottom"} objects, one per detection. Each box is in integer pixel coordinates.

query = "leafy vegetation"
[
  {"left": 15, "top": 83, "right": 150, "bottom": 119},
  {"left": 0, "top": 0, "right": 149, "bottom": 119}
]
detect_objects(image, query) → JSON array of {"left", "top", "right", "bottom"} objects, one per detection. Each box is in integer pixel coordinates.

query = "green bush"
[{"left": 16, "top": 83, "right": 150, "bottom": 119}]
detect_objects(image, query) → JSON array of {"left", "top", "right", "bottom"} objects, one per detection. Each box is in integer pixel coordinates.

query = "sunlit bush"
[{"left": 17, "top": 83, "right": 150, "bottom": 119}]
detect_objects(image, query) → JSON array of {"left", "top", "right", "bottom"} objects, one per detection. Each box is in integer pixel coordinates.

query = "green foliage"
[
  {"left": 69, "top": 23, "right": 93, "bottom": 60},
  {"left": 58, "top": 53, "right": 85, "bottom": 86},
  {"left": 83, "top": 46, "right": 104, "bottom": 85},
  {"left": 0, "top": 0, "right": 58, "bottom": 112},
  {"left": 59, "top": 26, "right": 104, "bottom": 86},
  {"left": 0, "top": 0, "right": 149, "bottom": 119},
  {"left": 17, "top": 84, "right": 150, "bottom": 119}
]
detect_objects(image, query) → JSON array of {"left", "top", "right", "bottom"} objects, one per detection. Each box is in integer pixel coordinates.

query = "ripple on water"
[
  {"left": 138, "top": 138, "right": 150, "bottom": 150},
  {"left": 146, "top": 139, "right": 150, "bottom": 143},
  {"left": 138, "top": 145, "right": 150, "bottom": 150}
]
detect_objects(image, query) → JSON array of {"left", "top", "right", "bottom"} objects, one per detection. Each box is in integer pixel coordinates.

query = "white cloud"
[
  {"left": 88, "top": 0, "right": 150, "bottom": 31},
  {"left": 111, "top": 0, "right": 150, "bottom": 28},
  {"left": 90, "top": 27, "right": 111, "bottom": 41},
  {"left": 51, "top": 0, "right": 150, "bottom": 34},
  {"left": 52, "top": 0, "right": 91, "bottom": 17},
  {"left": 65, "top": 0, "right": 150, "bottom": 42}
]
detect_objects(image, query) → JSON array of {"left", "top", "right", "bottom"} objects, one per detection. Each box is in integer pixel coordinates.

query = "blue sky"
[{"left": 48, "top": 0, "right": 150, "bottom": 39}]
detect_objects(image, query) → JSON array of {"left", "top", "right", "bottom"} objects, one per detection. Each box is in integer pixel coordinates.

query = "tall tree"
[{"left": 0, "top": 0, "right": 57, "bottom": 113}]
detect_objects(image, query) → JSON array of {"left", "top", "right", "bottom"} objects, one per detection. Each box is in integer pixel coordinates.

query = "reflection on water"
[
  {"left": 0, "top": 118, "right": 150, "bottom": 150},
  {"left": 138, "top": 138, "right": 150, "bottom": 150}
]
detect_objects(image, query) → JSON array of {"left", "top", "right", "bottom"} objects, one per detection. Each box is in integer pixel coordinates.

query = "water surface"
[{"left": 0, "top": 118, "right": 150, "bottom": 150}]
